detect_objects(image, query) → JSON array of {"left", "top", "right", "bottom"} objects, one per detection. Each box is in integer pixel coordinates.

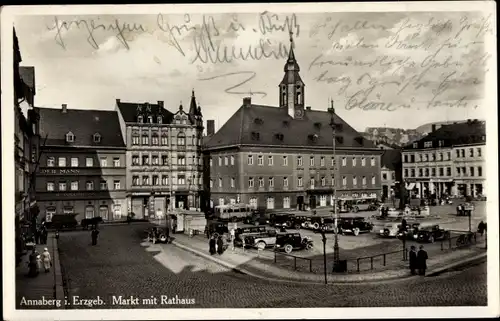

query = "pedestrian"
[
  {"left": 91, "top": 228, "right": 99, "bottom": 246},
  {"left": 34, "top": 229, "right": 40, "bottom": 245},
  {"left": 165, "top": 226, "right": 170, "bottom": 242},
  {"left": 41, "top": 247, "right": 52, "bottom": 273},
  {"left": 417, "top": 245, "right": 428, "bottom": 276},
  {"left": 209, "top": 236, "right": 216, "bottom": 255},
  {"left": 217, "top": 236, "right": 224, "bottom": 255},
  {"left": 230, "top": 228, "right": 235, "bottom": 251},
  {"left": 41, "top": 227, "right": 48, "bottom": 244},
  {"left": 27, "top": 249, "right": 39, "bottom": 277},
  {"left": 409, "top": 245, "right": 418, "bottom": 275}
]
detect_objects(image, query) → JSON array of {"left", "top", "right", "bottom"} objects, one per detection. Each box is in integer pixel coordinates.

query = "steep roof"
[
  {"left": 37, "top": 107, "right": 125, "bottom": 148},
  {"left": 116, "top": 100, "right": 174, "bottom": 124},
  {"left": 403, "top": 120, "right": 486, "bottom": 150},
  {"left": 19, "top": 66, "right": 35, "bottom": 93},
  {"left": 204, "top": 103, "right": 378, "bottom": 150},
  {"left": 381, "top": 149, "right": 401, "bottom": 170}
]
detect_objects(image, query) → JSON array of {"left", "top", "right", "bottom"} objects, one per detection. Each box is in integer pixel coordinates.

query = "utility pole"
[{"left": 329, "top": 100, "right": 340, "bottom": 272}]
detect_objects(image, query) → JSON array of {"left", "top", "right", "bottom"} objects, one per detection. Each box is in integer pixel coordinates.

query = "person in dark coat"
[
  {"left": 28, "top": 249, "right": 39, "bottom": 277},
  {"left": 91, "top": 228, "right": 99, "bottom": 246},
  {"left": 216, "top": 236, "right": 224, "bottom": 255},
  {"left": 209, "top": 236, "right": 216, "bottom": 255},
  {"left": 41, "top": 227, "right": 48, "bottom": 244},
  {"left": 409, "top": 245, "right": 418, "bottom": 275},
  {"left": 34, "top": 229, "right": 40, "bottom": 245},
  {"left": 417, "top": 245, "right": 428, "bottom": 276},
  {"left": 477, "top": 221, "right": 485, "bottom": 236}
]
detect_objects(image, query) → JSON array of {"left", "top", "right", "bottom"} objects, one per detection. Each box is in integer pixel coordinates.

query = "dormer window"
[
  {"left": 335, "top": 136, "right": 344, "bottom": 144},
  {"left": 314, "top": 122, "right": 322, "bottom": 130},
  {"left": 413, "top": 142, "right": 418, "bottom": 148},
  {"left": 93, "top": 133, "right": 101, "bottom": 143},
  {"left": 158, "top": 116, "right": 163, "bottom": 124},
  {"left": 275, "top": 133, "right": 284, "bottom": 141},
  {"left": 308, "top": 134, "right": 319, "bottom": 142},
  {"left": 148, "top": 116, "right": 153, "bottom": 123},
  {"left": 254, "top": 118, "right": 264, "bottom": 125},
  {"left": 137, "top": 115, "right": 143, "bottom": 123},
  {"left": 251, "top": 132, "right": 260, "bottom": 141},
  {"left": 282, "top": 121, "right": 289, "bottom": 127},
  {"left": 66, "top": 132, "right": 74, "bottom": 143}
]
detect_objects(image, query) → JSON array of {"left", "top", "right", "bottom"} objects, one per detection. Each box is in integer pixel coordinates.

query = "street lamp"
[
  {"left": 328, "top": 100, "right": 341, "bottom": 272},
  {"left": 320, "top": 224, "right": 328, "bottom": 284}
]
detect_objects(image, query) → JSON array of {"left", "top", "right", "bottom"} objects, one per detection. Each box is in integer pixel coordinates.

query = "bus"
[{"left": 214, "top": 203, "right": 252, "bottom": 221}]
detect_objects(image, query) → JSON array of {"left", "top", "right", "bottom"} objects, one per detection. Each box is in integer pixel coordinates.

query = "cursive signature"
[
  {"left": 191, "top": 15, "right": 288, "bottom": 64},
  {"left": 46, "top": 16, "right": 146, "bottom": 50},
  {"left": 258, "top": 11, "right": 300, "bottom": 36},
  {"left": 198, "top": 71, "right": 266, "bottom": 98}
]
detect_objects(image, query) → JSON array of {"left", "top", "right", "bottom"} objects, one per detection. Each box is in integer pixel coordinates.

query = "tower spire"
[{"left": 288, "top": 30, "right": 295, "bottom": 61}]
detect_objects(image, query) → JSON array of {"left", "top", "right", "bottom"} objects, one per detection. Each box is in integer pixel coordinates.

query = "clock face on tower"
[{"left": 294, "top": 108, "right": 304, "bottom": 118}]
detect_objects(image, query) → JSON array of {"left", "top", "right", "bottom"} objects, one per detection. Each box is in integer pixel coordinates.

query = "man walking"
[
  {"left": 409, "top": 245, "right": 418, "bottom": 275},
  {"left": 417, "top": 245, "right": 428, "bottom": 276},
  {"left": 91, "top": 228, "right": 100, "bottom": 246}
]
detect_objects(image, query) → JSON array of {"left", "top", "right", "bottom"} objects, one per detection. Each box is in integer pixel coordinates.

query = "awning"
[{"left": 406, "top": 183, "right": 416, "bottom": 190}]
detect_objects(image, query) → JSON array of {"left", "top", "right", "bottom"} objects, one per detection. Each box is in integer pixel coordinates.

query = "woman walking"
[{"left": 41, "top": 247, "right": 52, "bottom": 273}]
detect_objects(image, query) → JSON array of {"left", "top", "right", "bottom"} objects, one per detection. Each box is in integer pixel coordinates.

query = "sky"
[{"left": 13, "top": 9, "right": 494, "bottom": 132}]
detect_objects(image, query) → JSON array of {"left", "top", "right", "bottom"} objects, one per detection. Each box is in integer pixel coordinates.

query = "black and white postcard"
[{"left": 1, "top": 2, "right": 498, "bottom": 320}]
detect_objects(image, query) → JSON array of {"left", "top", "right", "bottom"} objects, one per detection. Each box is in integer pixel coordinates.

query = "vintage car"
[
  {"left": 379, "top": 222, "right": 402, "bottom": 238},
  {"left": 351, "top": 199, "right": 379, "bottom": 212},
  {"left": 397, "top": 222, "right": 421, "bottom": 240},
  {"left": 242, "top": 229, "right": 279, "bottom": 249},
  {"left": 233, "top": 225, "right": 268, "bottom": 247},
  {"left": 416, "top": 225, "right": 450, "bottom": 243},
  {"left": 243, "top": 212, "right": 270, "bottom": 226},
  {"left": 269, "top": 213, "right": 295, "bottom": 228},
  {"left": 338, "top": 217, "right": 373, "bottom": 236},
  {"left": 274, "top": 232, "right": 314, "bottom": 254},
  {"left": 146, "top": 227, "right": 169, "bottom": 244}
]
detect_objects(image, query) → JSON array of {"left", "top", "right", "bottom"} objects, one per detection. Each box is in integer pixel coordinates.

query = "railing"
[
  {"left": 273, "top": 250, "right": 313, "bottom": 273},
  {"left": 353, "top": 249, "right": 407, "bottom": 273}
]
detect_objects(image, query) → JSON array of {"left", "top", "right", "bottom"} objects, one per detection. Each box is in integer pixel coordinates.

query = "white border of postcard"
[{"left": 2, "top": 2, "right": 498, "bottom": 320}]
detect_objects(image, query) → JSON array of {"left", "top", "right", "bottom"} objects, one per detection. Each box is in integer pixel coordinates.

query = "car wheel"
[
  {"left": 313, "top": 222, "right": 320, "bottom": 230},
  {"left": 284, "top": 244, "right": 293, "bottom": 254},
  {"left": 257, "top": 241, "right": 266, "bottom": 250},
  {"left": 232, "top": 216, "right": 238, "bottom": 222},
  {"left": 353, "top": 228, "right": 360, "bottom": 236},
  {"left": 159, "top": 235, "right": 167, "bottom": 242},
  {"left": 306, "top": 242, "right": 313, "bottom": 250},
  {"left": 429, "top": 236, "right": 435, "bottom": 243},
  {"left": 353, "top": 206, "right": 359, "bottom": 213},
  {"left": 294, "top": 224, "right": 301, "bottom": 230},
  {"left": 304, "top": 222, "right": 310, "bottom": 229}
]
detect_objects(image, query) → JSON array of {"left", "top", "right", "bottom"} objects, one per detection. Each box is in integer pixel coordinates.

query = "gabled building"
[
  {"left": 402, "top": 120, "right": 486, "bottom": 199},
  {"left": 35, "top": 105, "right": 127, "bottom": 222},
  {"left": 203, "top": 36, "right": 383, "bottom": 211},
  {"left": 115, "top": 91, "right": 204, "bottom": 219}
]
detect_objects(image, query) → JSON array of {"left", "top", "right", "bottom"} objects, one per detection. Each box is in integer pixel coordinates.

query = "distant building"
[
  {"left": 115, "top": 91, "right": 204, "bottom": 219},
  {"left": 380, "top": 149, "right": 402, "bottom": 201},
  {"left": 35, "top": 105, "right": 127, "bottom": 223},
  {"left": 203, "top": 36, "right": 383, "bottom": 211},
  {"left": 363, "top": 127, "right": 423, "bottom": 147},
  {"left": 402, "top": 120, "right": 486, "bottom": 199}
]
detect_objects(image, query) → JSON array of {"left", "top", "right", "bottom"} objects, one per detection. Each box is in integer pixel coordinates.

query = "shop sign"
[{"left": 40, "top": 169, "right": 80, "bottom": 175}]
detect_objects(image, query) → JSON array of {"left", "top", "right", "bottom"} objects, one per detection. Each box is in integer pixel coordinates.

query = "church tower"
[{"left": 279, "top": 31, "right": 305, "bottom": 119}]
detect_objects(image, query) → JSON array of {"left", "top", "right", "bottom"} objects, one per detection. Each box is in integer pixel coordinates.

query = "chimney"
[
  {"left": 207, "top": 120, "right": 215, "bottom": 136},
  {"left": 62, "top": 104, "right": 67, "bottom": 113},
  {"left": 158, "top": 101, "right": 164, "bottom": 108},
  {"left": 431, "top": 124, "right": 436, "bottom": 132},
  {"left": 243, "top": 97, "right": 251, "bottom": 107},
  {"left": 306, "top": 106, "right": 311, "bottom": 111}
]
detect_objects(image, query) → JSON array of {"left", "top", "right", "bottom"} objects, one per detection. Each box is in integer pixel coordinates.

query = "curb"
[
  {"left": 51, "top": 233, "right": 65, "bottom": 309},
  {"left": 426, "top": 252, "right": 487, "bottom": 277},
  {"left": 171, "top": 240, "right": 417, "bottom": 285}
]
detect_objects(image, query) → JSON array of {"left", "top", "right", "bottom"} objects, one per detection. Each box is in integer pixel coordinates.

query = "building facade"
[
  {"left": 402, "top": 120, "right": 485, "bottom": 199},
  {"left": 380, "top": 149, "right": 401, "bottom": 201},
  {"left": 35, "top": 105, "right": 127, "bottom": 222},
  {"left": 204, "top": 37, "right": 383, "bottom": 211},
  {"left": 14, "top": 28, "right": 41, "bottom": 264},
  {"left": 116, "top": 92, "right": 204, "bottom": 219}
]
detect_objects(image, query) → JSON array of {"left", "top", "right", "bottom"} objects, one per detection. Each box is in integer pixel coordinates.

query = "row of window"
[
  {"left": 210, "top": 176, "right": 377, "bottom": 189},
  {"left": 45, "top": 204, "right": 122, "bottom": 222},
  {"left": 404, "top": 147, "right": 482, "bottom": 163},
  {"left": 220, "top": 193, "right": 377, "bottom": 209},
  {"left": 403, "top": 166, "right": 483, "bottom": 178},
  {"left": 47, "top": 156, "right": 121, "bottom": 168},
  {"left": 131, "top": 132, "right": 200, "bottom": 146},
  {"left": 131, "top": 175, "right": 202, "bottom": 186},
  {"left": 46, "top": 180, "right": 121, "bottom": 191},
  {"left": 382, "top": 172, "right": 396, "bottom": 180},
  {"left": 65, "top": 132, "right": 102, "bottom": 143},
  {"left": 131, "top": 155, "right": 201, "bottom": 166},
  {"left": 210, "top": 155, "right": 377, "bottom": 167}
]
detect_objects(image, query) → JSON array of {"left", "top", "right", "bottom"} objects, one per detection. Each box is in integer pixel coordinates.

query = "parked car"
[
  {"left": 274, "top": 232, "right": 314, "bottom": 253},
  {"left": 416, "top": 225, "right": 450, "bottom": 243},
  {"left": 338, "top": 216, "right": 373, "bottom": 236},
  {"left": 351, "top": 199, "right": 379, "bottom": 212},
  {"left": 146, "top": 227, "right": 169, "bottom": 243},
  {"left": 243, "top": 229, "right": 278, "bottom": 249},
  {"left": 397, "top": 222, "right": 421, "bottom": 240},
  {"left": 243, "top": 212, "right": 270, "bottom": 226},
  {"left": 379, "top": 222, "right": 401, "bottom": 238},
  {"left": 233, "top": 225, "right": 268, "bottom": 247},
  {"left": 269, "top": 213, "right": 295, "bottom": 228}
]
